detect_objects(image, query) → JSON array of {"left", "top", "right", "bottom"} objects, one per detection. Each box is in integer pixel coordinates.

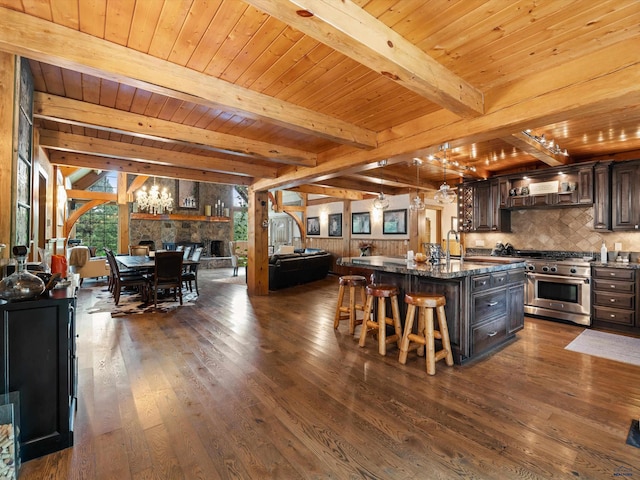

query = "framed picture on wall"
[
  {"left": 177, "top": 179, "right": 198, "bottom": 209},
  {"left": 307, "top": 216, "right": 320, "bottom": 235},
  {"left": 383, "top": 209, "right": 407, "bottom": 234},
  {"left": 328, "top": 213, "right": 342, "bottom": 237},
  {"left": 352, "top": 212, "right": 371, "bottom": 234}
]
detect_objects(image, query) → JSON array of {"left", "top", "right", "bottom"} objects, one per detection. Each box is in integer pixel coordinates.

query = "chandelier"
[
  {"left": 136, "top": 179, "right": 174, "bottom": 214},
  {"left": 522, "top": 129, "right": 569, "bottom": 156},
  {"left": 433, "top": 143, "right": 457, "bottom": 204},
  {"left": 373, "top": 159, "right": 390, "bottom": 210},
  {"left": 409, "top": 158, "right": 425, "bottom": 211}
]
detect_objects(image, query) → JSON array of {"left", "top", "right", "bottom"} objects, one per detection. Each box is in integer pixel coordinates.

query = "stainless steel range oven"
[{"left": 524, "top": 258, "right": 591, "bottom": 326}]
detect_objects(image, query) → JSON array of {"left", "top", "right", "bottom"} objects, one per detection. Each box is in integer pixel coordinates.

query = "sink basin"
[{"left": 465, "top": 255, "right": 525, "bottom": 264}]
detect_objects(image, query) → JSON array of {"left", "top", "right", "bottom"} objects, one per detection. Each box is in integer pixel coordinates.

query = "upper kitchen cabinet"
[
  {"left": 506, "top": 164, "right": 593, "bottom": 209},
  {"left": 612, "top": 160, "right": 640, "bottom": 231},
  {"left": 592, "top": 162, "right": 612, "bottom": 231},
  {"left": 471, "top": 179, "right": 511, "bottom": 233}
]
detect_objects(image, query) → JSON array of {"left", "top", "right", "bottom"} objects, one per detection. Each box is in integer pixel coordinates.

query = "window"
[
  {"left": 233, "top": 186, "right": 248, "bottom": 241},
  {"left": 73, "top": 173, "right": 118, "bottom": 254}
]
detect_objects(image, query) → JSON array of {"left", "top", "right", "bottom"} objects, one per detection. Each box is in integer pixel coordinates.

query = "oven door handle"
[{"left": 526, "top": 272, "right": 590, "bottom": 284}]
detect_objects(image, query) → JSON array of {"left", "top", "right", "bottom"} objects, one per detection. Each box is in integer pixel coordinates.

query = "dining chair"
[
  {"left": 146, "top": 251, "right": 184, "bottom": 307},
  {"left": 129, "top": 244, "right": 150, "bottom": 256},
  {"left": 182, "top": 247, "right": 203, "bottom": 295},
  {"left": 105, "top": 249, "right": 148, "bottom": 305},
  {"left": 182, "top": 246, "right": 192, "bottom": 260}
]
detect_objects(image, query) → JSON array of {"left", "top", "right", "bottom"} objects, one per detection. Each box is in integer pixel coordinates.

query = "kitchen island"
[{"left": 337, "top": 256, "right": 526, "bottom": 364}]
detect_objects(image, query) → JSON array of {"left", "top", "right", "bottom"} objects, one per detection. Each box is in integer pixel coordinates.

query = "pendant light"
[
  {"left": 373, "top": 159, "right": 389, "bottom": 210},
  {"left": 434, "top": 144, "right": 457, "bottom": 204},
  {"left": 409, "top": 158, "right": 425, "bottom": 212}
]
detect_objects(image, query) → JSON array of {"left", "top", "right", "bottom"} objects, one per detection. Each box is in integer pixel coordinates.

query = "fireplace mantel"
[{"left": 131, "top": 213, "right": 230, "bottom": 222}]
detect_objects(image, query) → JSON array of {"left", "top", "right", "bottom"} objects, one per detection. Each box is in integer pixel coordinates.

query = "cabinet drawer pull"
[
  {"left": 610, "top": 273, "right": 616, "bottom": 276},
  {"left": 610, "top": 299, "right": 616, "bottom": 303},
  {"left": 610, "top": 285, "right": 616, "bottom": 288},
  {"left": 487, "top": 331, "right": 498, "bottom": 337},
  {"left": 610, "top": 314, "right": 616, "bottom": 318},
  {"left": 487, "top": 301, "right": 499, "bottom": 307}
]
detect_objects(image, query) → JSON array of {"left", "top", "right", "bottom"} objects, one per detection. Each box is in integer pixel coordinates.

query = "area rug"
[
  {"left": 87, "top": 288, "right": 197, "bottom": 317},
  {"left": 565, "top": 329, "right": 640, "bottom": 367}
]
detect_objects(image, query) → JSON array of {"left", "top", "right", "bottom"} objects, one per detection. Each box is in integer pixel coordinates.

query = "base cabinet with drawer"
[
  {"left": 591, "top": 267, "right": 638, "bottom": 333},
  {"left": 470, "top": 269, "right": 524, "bottom": 357},
  {"left": 0, "top": 291, "right": 77, "bottom": 462}
]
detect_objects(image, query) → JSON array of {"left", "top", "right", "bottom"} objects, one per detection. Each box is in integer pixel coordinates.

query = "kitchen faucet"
[{"left": 446, "top": 229, "right": 459, "bottom": 265}]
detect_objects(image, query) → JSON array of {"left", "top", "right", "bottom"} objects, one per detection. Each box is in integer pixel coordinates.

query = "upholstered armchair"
[{"left": 67, "top": 246, "right": 109, "bottom": 285}]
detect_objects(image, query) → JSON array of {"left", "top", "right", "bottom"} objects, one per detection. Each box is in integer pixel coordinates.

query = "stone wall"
[{"left": 130, "top": 181, "right": 235, "bottom": 256}]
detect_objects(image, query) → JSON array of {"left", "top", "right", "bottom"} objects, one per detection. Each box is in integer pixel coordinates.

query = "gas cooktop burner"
[{"left": 499, "top": 250, "right": 591, "bottom": 264}]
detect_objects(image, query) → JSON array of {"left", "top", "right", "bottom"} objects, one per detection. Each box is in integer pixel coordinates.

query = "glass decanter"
[{"left": 0, "top": 246, "right": 45, "bottom": 301}]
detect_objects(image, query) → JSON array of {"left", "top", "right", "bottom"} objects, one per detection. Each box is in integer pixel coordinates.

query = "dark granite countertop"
[
  {"left": 337, "top": 255, "right": 525, "bottom": 279},
  {"left": 591, "top": 261, "right": 640, "bottom": 270}
]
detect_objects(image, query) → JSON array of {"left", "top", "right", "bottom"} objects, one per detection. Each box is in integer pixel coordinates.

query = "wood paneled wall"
[{"left": 305, "top": 237, "right": 409, "bottom": 272}]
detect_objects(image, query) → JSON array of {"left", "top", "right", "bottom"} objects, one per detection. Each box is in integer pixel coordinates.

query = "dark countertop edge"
[
  {"left": 337, "top": 256, "right": 525, "bottom": 279},
  {"left": 591, "top": 262, "right": 640, "bottom": 270}
]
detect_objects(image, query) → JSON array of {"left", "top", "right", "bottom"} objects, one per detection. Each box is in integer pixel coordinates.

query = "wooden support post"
[
  {"left": 247, "top": 188, "right": 269, "bottom": 296},
  {"left": 0, "top": 52, "right": 15, "bottom": 258},
  {"left": 117, "top": 173, "right": 129, "bottom": 254}
]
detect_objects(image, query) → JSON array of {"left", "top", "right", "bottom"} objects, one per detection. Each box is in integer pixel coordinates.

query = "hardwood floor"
[{"left": 19, "top": 269, "right": 640, "bottom": 479}]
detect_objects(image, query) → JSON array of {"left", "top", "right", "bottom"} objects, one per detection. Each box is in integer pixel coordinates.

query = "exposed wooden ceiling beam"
[
  {"left": 287, "top": 184, "right": 376, "bottom": 200},
  {"left": 252, "top": 42, "right": 639, "bottom": 191},
  {"left": 246, "top": 0, "right": 483, "bottom": 118},
  {"left": 48, "top": 151, "right": 252, "bottom": 186},
  {"left": 313, "top": 176, "right": 407, "bottom": 196},
  {"left": 71, "top": 169, "right": 107, "bottom": 191},
  {"left": 0, "top": 6, "right": 376, "bottom": 150},
  {"left": 34, "top": 93, "right": 317, "bottom": 167},
  {"left": 503, "top": 132, "right": 571, "bottom": 167},
  {"left": 38, "top": 130, "right": 277, "bottom": 179},
  {"left": 65, "top": 189, "right": 117, "bottom": 202}
]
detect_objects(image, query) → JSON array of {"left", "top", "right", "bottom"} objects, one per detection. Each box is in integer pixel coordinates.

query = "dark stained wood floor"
[{"left": 19, "top": 269, "right": 640, "bottom": 479}]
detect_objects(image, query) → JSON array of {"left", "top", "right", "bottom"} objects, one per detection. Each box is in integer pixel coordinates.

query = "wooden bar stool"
[
  {"left": 399, "top": 292, "right": 454, "bottom": 375},
  {"left": 359, "top": 284, "right": 402, "bottom": 355},
  {"left": 333, "top": 275, "right": 367, "bottom": 335}
]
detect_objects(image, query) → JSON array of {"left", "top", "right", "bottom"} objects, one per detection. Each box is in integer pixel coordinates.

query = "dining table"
[{"left": 116, "top": 254, "right": 199, "bottom": 272}]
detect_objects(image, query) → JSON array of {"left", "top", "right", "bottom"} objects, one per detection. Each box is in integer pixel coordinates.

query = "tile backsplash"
[{"left": 465, "top": 206, "right": 640, "bottom": 254}]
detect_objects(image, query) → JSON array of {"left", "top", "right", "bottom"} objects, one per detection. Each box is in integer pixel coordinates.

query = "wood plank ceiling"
[{"left": 0, "top": 0, "right": 638, "bottom": 199}]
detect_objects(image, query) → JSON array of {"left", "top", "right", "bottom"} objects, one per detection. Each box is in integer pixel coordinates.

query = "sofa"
[{"left": 268, "top": 249, "right": 331, "bottom": 290}]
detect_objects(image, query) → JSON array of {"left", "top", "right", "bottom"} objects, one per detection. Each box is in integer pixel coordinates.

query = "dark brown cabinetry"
[
  {"left": 592, "top": 267, "right": 638, "bottom": 333},
  {"left": 611, "top": 161, "right": 640, "bottom": 231},
  {"left": 507, "top": 165, "right": 593, "bottom": 209},
  {"left": 471, "top": 179, "right": 510, "bottom": 232},
  {"left": 593, "top": 162, "right": 612, "bottom": 230},
  {"left": 0, "top": 292, "right": 76, "bottom": 461},
  {"left": 470, "top": 269, "right": 524, "bottom": 356}
]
